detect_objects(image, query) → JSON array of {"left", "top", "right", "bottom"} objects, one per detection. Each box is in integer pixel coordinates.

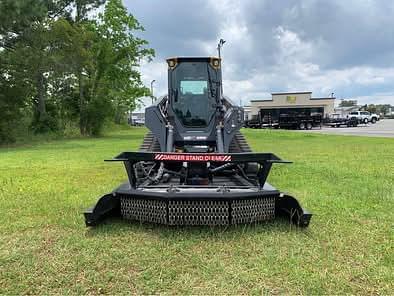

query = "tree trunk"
[
  {"left": 114, "top": 103, "right": 122, "bottom": 124},
  {"left": 78, "top": 70, "right": 86, "bottom": 135},
  {"left": 36, "top": 72, "right": 46, "bottom": 120},
  {"left": 76, "top": 1, "right": 82, "bottom": 23}
]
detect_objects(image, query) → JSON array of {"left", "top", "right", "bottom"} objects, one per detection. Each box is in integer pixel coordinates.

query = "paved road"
[{"left": 297, "top": 119, "right": 394, "bottom": 138}]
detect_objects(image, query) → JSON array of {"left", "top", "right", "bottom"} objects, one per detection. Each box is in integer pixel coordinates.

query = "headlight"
[
  {"left": 210, "top": 57, "right": 221, "bottom": 69},
  {"left": 166, "top": 58, "right": 178, "bottom": 69}
]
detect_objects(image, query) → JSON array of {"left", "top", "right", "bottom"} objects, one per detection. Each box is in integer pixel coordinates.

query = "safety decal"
[{"left": 154, "top": 153, "right": 232, "bottom": 162}]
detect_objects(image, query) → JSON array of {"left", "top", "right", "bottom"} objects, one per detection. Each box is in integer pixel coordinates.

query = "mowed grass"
[{"left": 0, "top": 127, "right": 393, "bottom": 294}]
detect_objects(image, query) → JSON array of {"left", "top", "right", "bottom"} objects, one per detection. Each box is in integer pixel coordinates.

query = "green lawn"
[{"left": 0, "top": 127, "right": 393, "bottom": 294}]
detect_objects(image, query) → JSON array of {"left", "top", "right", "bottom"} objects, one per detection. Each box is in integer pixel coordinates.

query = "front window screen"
[
  {"left": 172, "top": 62, "right": 218, "bottom": 127},
  {"left": 180, "top": 80, "right": 207, "bottom": 95}
]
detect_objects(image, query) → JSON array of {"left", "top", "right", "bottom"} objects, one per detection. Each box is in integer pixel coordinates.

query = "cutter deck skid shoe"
[{"left": 84, "top": 57, "right": 312, "bottom": 227}]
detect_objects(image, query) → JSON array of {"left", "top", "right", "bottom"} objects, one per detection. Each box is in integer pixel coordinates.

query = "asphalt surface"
[{"left": 298, "top": 119, "right": 394, "bottom": 138}]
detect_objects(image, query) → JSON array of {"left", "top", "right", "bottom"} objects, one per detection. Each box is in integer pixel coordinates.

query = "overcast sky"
[{"left": 124, "top": 0, "right": 394, "bottom": 105}]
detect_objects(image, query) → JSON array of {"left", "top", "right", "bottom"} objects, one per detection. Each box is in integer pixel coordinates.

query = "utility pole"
[
  {"left": 217, "top": 38, "right": 226, "bottom": 58},
  {"left": 150, "top": 79, "right": 156, "bottom": 104},
  {"left": 217, "top": 39, "right": 226, "bottom": 96}
]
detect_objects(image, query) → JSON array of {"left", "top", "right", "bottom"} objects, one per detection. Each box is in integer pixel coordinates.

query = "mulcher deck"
[
  {"left": 84, "top": 182, "right": 311, "bottom": 227},
  {"left": 83, "top": 143, "right": 312, "bottom": 227}
]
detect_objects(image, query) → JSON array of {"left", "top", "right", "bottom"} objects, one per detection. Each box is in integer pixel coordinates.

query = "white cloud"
[
  {"left": 139, "top": 60, "right": 168, "bottom": 98},
  {"left": 221, "top": 26, "right": 394, "bottom": 104},
  {"left": 350, "top": 93, "right": 394, "bottom": 105},
  {"left": 275, "top": 26, "right": 314, "bottom": 62},
  {"left": 127, "top": 0, "right": 394, "bottom": 106}
]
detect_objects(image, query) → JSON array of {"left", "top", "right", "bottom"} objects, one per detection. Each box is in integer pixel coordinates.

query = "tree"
[
  {"left": 92, "top": 0, "right": 154, "bottom": 125},
  {"left": 366, "top": 104, "right": 377, "bottom": 114},
  {"left": 0, "top": 53, "right": 31, "bottom": 142},
  {"left": 18, "top": 21, "right": 57, "bottom": 132},
  {"left": 339, "top": 99, "right": 358, "bottom": 107},
  {"left": 0, "top": 0, "right": 47, "bottom": 49},
  {"left": 0, "top": 1, "right": 78, "bottom": 134},
  {"left": 45, "top": 0, "right": 154, "bottom": 135},
  {"left": 378, "top": 104, "right": 391, "bottom": 115},
  {"left": 366, "top": 104, "right": 391, "bottom": 115},
  {"left": 0, "top": 0, "right": 155, "bottom": 142}
]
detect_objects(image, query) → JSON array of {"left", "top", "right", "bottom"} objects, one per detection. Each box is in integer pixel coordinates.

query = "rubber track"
[
  {"left": 139, "top": 132, "right": 161, "bottom": 152},
  {"left": 229, "top": 131, "right": 252, "bottom": 153}
]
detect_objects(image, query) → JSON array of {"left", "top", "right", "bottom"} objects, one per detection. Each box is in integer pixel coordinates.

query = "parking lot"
[{"left": 298, "top": 119, "right": 394, "bottom": 138}]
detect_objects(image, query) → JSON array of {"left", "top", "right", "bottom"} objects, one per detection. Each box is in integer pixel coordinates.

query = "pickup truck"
[
  {"left": 348, "top": 111, "right": 379, "bottom": 124},
  {"left": 370, "top": 113, "right": 380, "bottom": 123}
]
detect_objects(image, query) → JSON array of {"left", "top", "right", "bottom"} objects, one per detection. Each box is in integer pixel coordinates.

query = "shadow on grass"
[{"left": 85, "top": 217, "right": 313, "bottom": 241}]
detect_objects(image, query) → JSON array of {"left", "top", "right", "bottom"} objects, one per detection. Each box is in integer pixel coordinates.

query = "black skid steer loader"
[{"left": 84, "top": 57, "right": 312, "bottom": 227}]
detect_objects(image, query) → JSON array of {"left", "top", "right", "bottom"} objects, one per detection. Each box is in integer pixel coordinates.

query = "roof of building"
[
  {"left": 311, "top": 97, "right": 336, "bottom": 100},
  {"left": 250, "top": 97, "right": 335, "bottom": 103},
  {"left": 250, "top": 99, "right": 273, "bottom": 102},
  {"left": 271, "top": 91, "right": 312, "bottom": 95}
]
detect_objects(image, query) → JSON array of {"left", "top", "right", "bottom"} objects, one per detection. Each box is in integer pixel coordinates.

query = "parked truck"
[{"left": 348, "top": 111, "right": 379, "bottom": 124}]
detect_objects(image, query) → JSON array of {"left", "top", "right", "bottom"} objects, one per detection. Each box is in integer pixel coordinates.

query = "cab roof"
[{"left": 166, "top": 57, "right": 220, "bottom": 62}]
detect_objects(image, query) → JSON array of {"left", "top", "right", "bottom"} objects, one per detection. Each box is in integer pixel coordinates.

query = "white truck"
[{"left": 347, "top": 111, "right": 379, "bottom": 124}]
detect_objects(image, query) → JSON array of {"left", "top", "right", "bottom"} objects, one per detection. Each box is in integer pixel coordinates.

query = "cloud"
[
  {"left": 352, "top": 93, "right": 394, "bottom": 105},
  {"left": 125, "top": 0, "right": 394, "bottom": 105},
  {"left": 139, "top": 60, "right": 168, "bottom": 98}
]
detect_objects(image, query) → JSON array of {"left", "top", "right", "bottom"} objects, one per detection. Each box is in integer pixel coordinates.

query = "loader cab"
[
  {"left": 145, "top": 56, "right": 242, "bottom": 153},
  {"left": 167, "top": 57, "right": 222, "bottom": 128}
]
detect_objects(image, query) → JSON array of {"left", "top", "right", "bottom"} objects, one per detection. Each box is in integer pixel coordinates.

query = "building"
[
  {"left": 243, "top": 106, "right": 251, "bottom": 121},
  {"left": 250, "top": 92, "right": 335, "bottom": 118}
]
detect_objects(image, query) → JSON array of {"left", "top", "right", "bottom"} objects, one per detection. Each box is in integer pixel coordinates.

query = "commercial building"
[
  {"left": 243, "top": 105, "right": 252, "bottom": 121},
  {"left": 249, "top": 92, "right": 335, "bottom": 118}
]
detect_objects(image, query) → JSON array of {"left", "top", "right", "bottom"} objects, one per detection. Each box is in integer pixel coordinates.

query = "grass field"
[{"left": 0, "top": 127, "right": 393, "bottom": 294}]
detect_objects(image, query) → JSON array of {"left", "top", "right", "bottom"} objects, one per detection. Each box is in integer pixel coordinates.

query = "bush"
[
  {"left": 85, "top": 97, "right": 114, "bottom": 136},
  {"left": 0, "top": 91, "right": 29, "bottom": 144},
  {"left": 30, "top": 113, "right": 59, "bottom": 134},
  {"left": 0, "top": 120, "right": 17, "bottom": 143}
]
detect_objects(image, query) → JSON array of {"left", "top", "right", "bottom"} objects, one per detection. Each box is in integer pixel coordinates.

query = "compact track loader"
[{"left": 84, "top": 57, "right": 312, "bottom": 227}]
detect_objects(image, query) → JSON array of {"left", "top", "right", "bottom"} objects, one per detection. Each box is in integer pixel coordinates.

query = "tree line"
[
  {"left": 0, "top": 0, "right": 154, "bottom": 143},
  {"left": 338, "top": 100, "right": 391, "bottom": 115}
]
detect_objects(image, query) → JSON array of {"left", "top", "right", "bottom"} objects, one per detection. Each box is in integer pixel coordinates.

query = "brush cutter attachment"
[{"left": 84, "top": 152, "right": 311, "bottom": 227}]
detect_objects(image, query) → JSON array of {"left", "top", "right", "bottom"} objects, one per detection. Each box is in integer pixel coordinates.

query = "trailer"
[
  {"left": 324, "top": 114, "right": 358, "bottom": 127},
  {"left": 278, "top": 113, "right": 322, "bottom": 130},
  {"left": 244, "top": 114, "right": 263, "bottom": 128},
  {"left": 245, "top": 109, "right": 323, "bottom": 130}
]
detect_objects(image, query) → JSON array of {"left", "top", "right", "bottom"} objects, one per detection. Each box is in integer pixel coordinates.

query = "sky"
[{"left": 124, "top": 0, "right": 394, "bottom": 106}]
